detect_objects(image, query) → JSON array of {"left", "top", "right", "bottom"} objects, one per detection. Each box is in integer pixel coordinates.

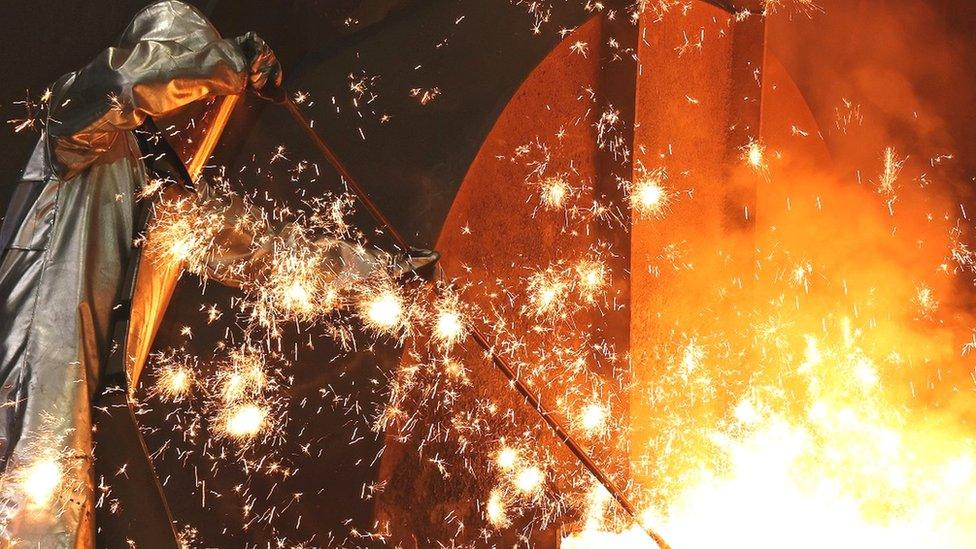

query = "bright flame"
[
  {"left": 629, "top": 171, "right": 671, "bottom": 219},
  {"left": 496, "top": 447, "right": 518, "bottom": 470},
  {"left": 21, "top": 458, "right": 61, "bottom": 508},
  {"left": 648, "top": 415, "right": 976, "bottom": 548},
  {"left": 514, "top": 466, "right": 543, "bottom": 495},
  {"left": 362, "top": 289, "right": 404, "bottom": 332},
  {"left": 222, "top": 403, "right": 268, "bottom": 440},
  {"left": 572, "top": 330, "right": 976, "bottom": 548}
]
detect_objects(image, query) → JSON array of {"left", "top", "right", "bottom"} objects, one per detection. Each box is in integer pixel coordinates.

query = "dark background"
[{"left": 1, "top": 0, "right": 976, "bottom": 547}]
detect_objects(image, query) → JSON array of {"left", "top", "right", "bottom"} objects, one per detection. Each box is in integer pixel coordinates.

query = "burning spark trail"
[
  {"left": 626, "top": 168, "right": 671, "bottom": 219},
  {"left": 359, "top": 283, "right": 408, "bottom": 337},
  {"left": 878, "top": 146, "right": 906, "bottom": 195}
]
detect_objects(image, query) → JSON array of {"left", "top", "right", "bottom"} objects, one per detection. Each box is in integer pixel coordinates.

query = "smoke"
[
  {"left": 766, "top": 0, "right": 976, "bottom": 411},
  {"left": 625, "top": 2, "right": 976, "bottom": 545}
]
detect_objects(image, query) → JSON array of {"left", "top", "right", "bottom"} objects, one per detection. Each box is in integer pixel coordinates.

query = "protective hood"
[
  {"left": 117, "top": 1, "right": 231, "bottom": 165},
  {"left": 120, "top": 1, "right": 221, "bottom": 51}
]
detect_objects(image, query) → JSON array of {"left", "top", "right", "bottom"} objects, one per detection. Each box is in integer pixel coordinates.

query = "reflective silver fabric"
[{"left": 0, "top": 2, "right": 252, "bottom": 546}]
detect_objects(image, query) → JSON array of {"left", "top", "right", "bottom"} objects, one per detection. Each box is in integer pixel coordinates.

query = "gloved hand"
[
  {"left": 238, "top": 32, "right": 285, "bottom": 103},
  {"left": 394, "top": 248, "right": 441, "bottom": 282}
]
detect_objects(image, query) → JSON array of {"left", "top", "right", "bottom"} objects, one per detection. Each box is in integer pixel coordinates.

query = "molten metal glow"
[
  {"left": 570, "top": 329, "right": 976, "bottom": 548},
  {"left": 647, "top": 413, "right": 976, "bottom": 548}
]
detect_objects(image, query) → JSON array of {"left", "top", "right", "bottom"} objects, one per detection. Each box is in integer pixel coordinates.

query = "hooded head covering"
[
  {"left": 119, "top": 1, "right": 220, "bottom": 52},
  {"left": 118, "top": 1, "right": 229, "bottom": 162}
]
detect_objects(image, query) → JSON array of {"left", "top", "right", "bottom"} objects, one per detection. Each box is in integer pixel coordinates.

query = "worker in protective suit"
[{"left": 0, "top": 2, "right": 436, "bottom": 547}]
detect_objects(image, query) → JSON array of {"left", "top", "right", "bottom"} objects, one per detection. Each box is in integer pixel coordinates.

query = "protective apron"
[{"left": 0, "top": 2, "right": 371, "bottom": 546}]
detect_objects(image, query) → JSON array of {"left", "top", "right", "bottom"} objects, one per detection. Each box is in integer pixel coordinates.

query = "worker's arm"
[
  {"left": 165, "top": 179, "right": 389, "bottom": 289},
  {"left": 47, "top": 32, "right": 279, "bottom": 178}
]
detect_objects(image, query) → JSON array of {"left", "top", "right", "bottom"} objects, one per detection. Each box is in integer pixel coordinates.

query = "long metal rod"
[
  {"left": 281, "top": 97, "right": 670, "bottom": 548},
  {"left": 469, "top": 329, "right": 671, "bottom": 549},
  {"left": 113, "top": 95, "right": 243, "bottom": 548},
  {"left": 283, "top": 99, "right": 411, "bottom": 252}
]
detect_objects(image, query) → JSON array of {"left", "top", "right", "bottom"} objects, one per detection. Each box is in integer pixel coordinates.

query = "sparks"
[
  {"left": 525, "top": 268, "right": 571, "bottom": 318},
  {"left": 485, "top": 489, "right": 510, "bottom": 528},
  {"left": 575, "top": 258, "right": 607, "bottom": 302},
  {"left": 20, "top": 457, "right": 62, "bottom": 509},
  {"left": 514, "top": 466, "right": 544, "bottom": 495},
  {"left": 579, "top": 402, "right": 607, "bottom": 434},
  {"left": 744, "top": 137, "right": 767, "bottom": 172},
  {"left": 433, "top": 310, "right": 465, "bottom": 349},
  {"left": 538, "top": 175, "right": 571, "bottom": 210},
  {"left": 878, "top": 146, "right": 906, "bottom": 195},
  {"left": 156, "top": 364, "right": 193, "bottom": 401},
  {"left": 627, "top": 168, "right": 671, "bottom": 219},
  {"left": 221, "top": 403, "right": 268, "bottom": 440},
  {"left": 496, "top": 447, "right": 518, "bottom": 470},
  {"left": 361, "top": 287, "right": 405, "bottom": 334}
]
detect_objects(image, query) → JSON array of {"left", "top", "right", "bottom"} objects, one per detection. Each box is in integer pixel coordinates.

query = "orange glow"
[{"left": 628, "top": 169, "right": 671, "bottom": 219}]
